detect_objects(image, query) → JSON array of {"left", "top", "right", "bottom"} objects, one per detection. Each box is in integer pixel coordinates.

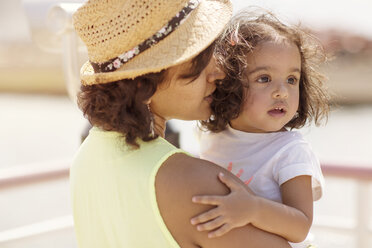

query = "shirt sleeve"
[{"left": 273, "top": 141, "right": 324, "bottom": 201}]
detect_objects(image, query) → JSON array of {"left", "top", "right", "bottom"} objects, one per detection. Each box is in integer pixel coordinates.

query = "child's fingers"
[
  {"left": 207, "top": 223, "right": 232, "bottom": 238},
  {"left": 196, "top": 216, "right": 225, "bottom": 232},
  {"left": 191, "top": 207, "right": 220, "bottom": 225},
  {"left": 218, "top": 172, "right": 241, "bottom": 191},
  {"left": 192, "top": 195, "right": 223, "bottom": 205}
]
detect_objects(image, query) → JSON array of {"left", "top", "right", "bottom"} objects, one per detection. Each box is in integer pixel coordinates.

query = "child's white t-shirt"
[
  {"left": 200, "top": 125, "right": 324, "bottom": 202},
  {"left": 199, "top": 125, "right": 324, "bottom": 248}
]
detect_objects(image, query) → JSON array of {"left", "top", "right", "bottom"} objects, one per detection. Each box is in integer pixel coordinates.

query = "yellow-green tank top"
[{"left": 70, "top": 127, "right": 185, "bottom": 247}]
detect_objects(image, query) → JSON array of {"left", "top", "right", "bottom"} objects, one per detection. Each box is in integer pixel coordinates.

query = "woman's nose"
[
  {"left": 207, "top": 58, "right": 226, "bottom": 83},
  {"left": 215, "top": 66, "right": 226, "bottom": 81}
]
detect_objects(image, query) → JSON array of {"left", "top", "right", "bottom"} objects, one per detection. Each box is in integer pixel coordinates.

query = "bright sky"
[
  {"left": 1, "top": 0, "right": 372, "bottom": 41},
  {"left": 232, "top": 0, "right": 372, "bottom": 38}
]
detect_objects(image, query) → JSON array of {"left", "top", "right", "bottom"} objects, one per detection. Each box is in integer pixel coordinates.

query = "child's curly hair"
[{"left": 202, "top": 10, "right": 330, "bottom": 132}]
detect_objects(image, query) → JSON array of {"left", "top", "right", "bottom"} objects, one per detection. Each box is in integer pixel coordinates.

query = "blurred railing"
[
  {"left": 315, "top": 164, "right": 372, "bottom": 248},
  {"left": 0, "top": 161, "right": 69, "bottom": 188},
  {"left": 0, "top": 160, "right": 73, "bottom": 246},
  {"left": 1, "top": 162, "right": 372, "bottom": 247}
]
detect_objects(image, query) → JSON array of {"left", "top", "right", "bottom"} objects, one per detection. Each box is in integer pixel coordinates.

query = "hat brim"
[{"left": 80, "top": 0, "right": 232, "bottom": 85}]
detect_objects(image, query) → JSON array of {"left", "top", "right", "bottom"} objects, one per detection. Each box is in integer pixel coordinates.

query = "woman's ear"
[{"left": 137, "top": 80, "right": 152, "bottom": 105}]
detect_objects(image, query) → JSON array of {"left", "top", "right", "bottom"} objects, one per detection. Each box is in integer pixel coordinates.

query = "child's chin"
[{"left": 266, "top": 126, "right": 285, "bottom": 133}]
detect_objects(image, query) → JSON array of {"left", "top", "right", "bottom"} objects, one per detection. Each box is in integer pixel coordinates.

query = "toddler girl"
[{"left": 191, "top": 10, "right": 330, "bottom": 248}]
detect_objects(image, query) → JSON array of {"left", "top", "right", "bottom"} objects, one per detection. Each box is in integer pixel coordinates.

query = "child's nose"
[{"left": 272, "top": 83, "right": 288, "bottom": 99}]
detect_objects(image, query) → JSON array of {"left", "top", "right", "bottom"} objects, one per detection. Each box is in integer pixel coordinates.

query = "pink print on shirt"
[{"left": 227, "top": 162, "right": 253, "bottom": 185}]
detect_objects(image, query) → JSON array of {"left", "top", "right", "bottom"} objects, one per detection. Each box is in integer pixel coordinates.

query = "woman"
[{"left": 71, "top": 0, "right": 291, "bottom": 247}]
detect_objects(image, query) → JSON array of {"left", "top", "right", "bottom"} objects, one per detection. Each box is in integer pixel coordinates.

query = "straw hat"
[{"left": 73, "top": 0, "right": 232, "bottom": 85}]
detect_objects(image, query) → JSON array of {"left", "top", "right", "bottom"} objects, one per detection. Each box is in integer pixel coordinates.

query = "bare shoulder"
[
  {"left": 155, "top": 153, "right": 291, "bottom": 248},
  {"left": 157, "top": 153, "right": 229, "bottom": 195}
]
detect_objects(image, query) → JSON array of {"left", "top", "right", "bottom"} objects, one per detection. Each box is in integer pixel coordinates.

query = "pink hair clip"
[
  {"left": 230, "top": 30, "right": 240, "bottom": 46},
  {"left": 229, "top": 32, "right": 236, "bottom": 46}
]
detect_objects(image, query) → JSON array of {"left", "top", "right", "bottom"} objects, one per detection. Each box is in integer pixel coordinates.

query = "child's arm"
[
  {"left": 191, "top": 173, "right": 313, "bottom": 243},
  {"left": 251, "top": 175, "right": 313, "bottom": 242}
]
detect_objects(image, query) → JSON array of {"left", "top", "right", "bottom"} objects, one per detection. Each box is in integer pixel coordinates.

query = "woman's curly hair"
[
  {"left": 202, "top": 10, "right": 330, "bottom": 132},
  {"left": 78, "top": 42, "right": 215, "bottom": 148}
]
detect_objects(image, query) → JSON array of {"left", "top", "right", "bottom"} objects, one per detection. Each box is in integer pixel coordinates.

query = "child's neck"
[{"left": 229, "top": 123, "right": 288, "bottom": 133}]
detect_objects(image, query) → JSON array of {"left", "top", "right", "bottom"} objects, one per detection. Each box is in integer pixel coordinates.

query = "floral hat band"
[{"left": 90, "top": 0, "right": 200, "bottom": 73}]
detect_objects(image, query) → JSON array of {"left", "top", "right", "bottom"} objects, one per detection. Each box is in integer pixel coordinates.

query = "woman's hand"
[{"left": 190, "top": 172, "right": 258, "bottom": 238}]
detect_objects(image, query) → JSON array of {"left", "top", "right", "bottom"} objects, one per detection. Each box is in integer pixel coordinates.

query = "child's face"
[{"left": 230, "top": 41, "right": 301, "bottom": 133}]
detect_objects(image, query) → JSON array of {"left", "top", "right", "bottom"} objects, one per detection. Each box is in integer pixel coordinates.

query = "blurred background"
[{"left": 0, "top": 0, "right": 371, "bottom": 247}]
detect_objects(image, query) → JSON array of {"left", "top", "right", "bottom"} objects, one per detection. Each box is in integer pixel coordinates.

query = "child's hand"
[{"left": 190, "top": 172, "right": 258, "bottom": 238}]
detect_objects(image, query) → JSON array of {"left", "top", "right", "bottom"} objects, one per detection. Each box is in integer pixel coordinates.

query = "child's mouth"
[{"left": 268, "top": 107, "right": 286, "bottom": 116}]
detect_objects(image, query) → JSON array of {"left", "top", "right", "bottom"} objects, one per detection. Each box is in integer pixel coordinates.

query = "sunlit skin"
[
  {"left": 230, "top": 41, "right": 301, "bottom": 133},
  {"left": 150, "top": 57, "right": 225, "bottom": 137}
]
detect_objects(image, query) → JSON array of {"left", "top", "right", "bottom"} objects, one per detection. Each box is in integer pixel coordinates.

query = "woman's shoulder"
[
  {"left": 155, "top": 153, "right": 228, "bottom": 246},
  {"left": 156, "top": 153, "right": 229, "bottom": 203},
  {"left": 156, "top": 153, "right": 228, "bottom": 194}
]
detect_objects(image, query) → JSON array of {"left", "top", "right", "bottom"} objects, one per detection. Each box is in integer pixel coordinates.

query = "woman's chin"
[
  {"left": 180, "top": 112, "right": 211, "bottom": 121},
  {"left": 199, "top": 112, "right": 212, "bottom": 121}
]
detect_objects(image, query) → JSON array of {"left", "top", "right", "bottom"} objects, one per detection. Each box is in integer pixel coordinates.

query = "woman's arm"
[{"left": 155, "top": 153, "right": 291, "bottom": 248}]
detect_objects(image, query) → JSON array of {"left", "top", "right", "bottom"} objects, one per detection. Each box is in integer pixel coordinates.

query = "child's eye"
[
  {"left": 257, "top": 75, "right": 271, "bottom": 83},
  {"left": 287, "top": 76, "right": 298, "bottom": 85}
]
